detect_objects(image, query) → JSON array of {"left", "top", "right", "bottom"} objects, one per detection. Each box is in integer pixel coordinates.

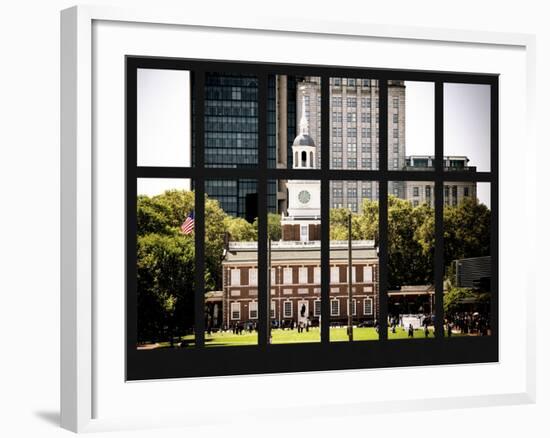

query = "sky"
[
  {"left": 405, "top": 81, "right": 491, "bottom": 207},
  {"left": 137, "top": 68, "right": 191, "bottom": 168}
]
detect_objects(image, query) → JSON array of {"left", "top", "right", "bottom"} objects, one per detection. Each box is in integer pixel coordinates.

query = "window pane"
[
  {"left": 204, "top": 73, "right": 259, "bottom": 168},
  {"left": 390, "top": 81, "right": 435, "bottom": 171},
  {"left": 136, "top": 178, "right": 195, "bottom": 349},
  {"left": 388, "top": 181, "right": 435, "bottom": 340},
  {"left": 444, "top": 182, "right": 492, "bottom": 337},
  {"left": 269, "top": 179, "right": 321, "bottom": 344},
  {"left": 207, "top": 179, "right": 258, "bottom": 346},
  {"left": 444, "top": 83, "right": 491, "bottom": 172},
  {"left": 137, "top": 69, "right": 192, "bottom": 167},
  {"left": 330, "top": 181, "right": 379, "bottom": 342},
  {"left": 267, "top": 75, "right": 322, "bottom": 169},
  {"left": 330, "top": 77, "right": 379, "bottom": 170}
]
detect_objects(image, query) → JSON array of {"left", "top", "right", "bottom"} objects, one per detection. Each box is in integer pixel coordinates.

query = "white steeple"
[
  {"left": 283, "top": 90, "right": 321, "bottom": 242},
  {"left": 299, "top": 95, "right": 309, "bottom": 135},
  {"left": 292, "top": 94, "right": 317, "bottom": 169}
]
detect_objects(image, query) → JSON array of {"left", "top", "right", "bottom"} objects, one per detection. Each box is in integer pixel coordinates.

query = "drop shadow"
[{"left": 34, "top": 410, "right": 60, "bottom": 427}]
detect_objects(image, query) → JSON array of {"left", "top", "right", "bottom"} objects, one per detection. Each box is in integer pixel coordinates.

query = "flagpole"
[
  {"left": 348, "top": 211, "right": 353, "bottom": 341},
  {"left": 267, "top": 237, "right": 271, "bottom": 343}
]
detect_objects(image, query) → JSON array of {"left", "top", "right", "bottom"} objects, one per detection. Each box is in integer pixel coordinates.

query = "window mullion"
[
  {"left": 257, "top": 73, "right": 269, "bottom": 346},
  {"left": 320, "top": 75, "right": 331, "bottom": 344},
  {"left": 434, "top": 81, "right": 445, "bottom": 339},
  {"left": 194, "top": 70, "right": 206, "bottom": 347},
  {"left": 377, "top": 79, "right": 388, "bottom": 341}
]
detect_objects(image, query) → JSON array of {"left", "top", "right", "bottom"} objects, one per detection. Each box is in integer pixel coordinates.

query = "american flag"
[{"left": 180, "top": 212, "right": 194, "bottom": 235}]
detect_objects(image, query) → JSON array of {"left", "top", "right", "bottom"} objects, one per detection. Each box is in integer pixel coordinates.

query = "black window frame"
[{"left": 126, "top": 56, "right": 499, "bottom": 380}]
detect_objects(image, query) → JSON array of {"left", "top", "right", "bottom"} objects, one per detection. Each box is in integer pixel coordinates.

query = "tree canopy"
[{"left": 136, "top": 189, "right": 265, "bottom": 342}]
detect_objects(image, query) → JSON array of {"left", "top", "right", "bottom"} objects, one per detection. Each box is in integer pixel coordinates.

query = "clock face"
[{"left": 298, "top": 190, "right": 311, "bottom": 204}]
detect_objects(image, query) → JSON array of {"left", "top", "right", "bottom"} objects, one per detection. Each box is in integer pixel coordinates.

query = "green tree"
[
  {"left": 417, "top": 196, "right": 491, "bottom": 284},
  {"left": 203, "top": 196, "right": 231, "bottom": 292},
  {"left": 357, "top": 198, "right": 379, "bottom": 241},
  {"left": 267, "top": 213, "right": 282, "bottom": 241},
  {"left": 252, "top": 213, "right": 282, "bottom": 241},
  {"left": 443, "top": 285, "right": 476, "bottom": 315},
  {"left": 137, "top": 190, "right": 195, "bottom": 236},
  {"left": 329, "top": 208, "right": 350, "bottom": 240},
  {"left": 387, "top": 196, "right": 433, "bottom": 288},
  {"left": 444, "top": 197, "right": 491, "bottom": 263},
  {"left": 226, "top": 216, "right": 257, "bottom": 241},
  {"left": 137, "top": 231, "right": 200, "bottom": 343}
]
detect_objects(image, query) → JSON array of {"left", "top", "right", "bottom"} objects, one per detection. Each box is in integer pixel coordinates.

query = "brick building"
[{"left": 221, "top": 240, "right": 379, "bottom": 328}]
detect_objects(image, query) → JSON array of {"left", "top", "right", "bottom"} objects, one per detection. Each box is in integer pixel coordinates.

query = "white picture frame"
[{"left": 60, "top": 5, "right": 536, "bottom": 433}]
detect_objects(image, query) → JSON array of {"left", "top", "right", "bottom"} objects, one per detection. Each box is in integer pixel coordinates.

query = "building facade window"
[
  {"left": 283, "top": 267, "right": 292, "bottom": 284},
  {"left": 364, "top": 298, "right": 373, "bottom": 315},
  {"left": 299, "top": 267, "right": 308, "bottom": 284},
  {"left": 364, "top": 265, "right": 373, "bottom": 282},
  {"left": 314, "top": 267, "right": 321, "bottom": 284},
  {"left": 347, "top": 299, "right": 357, "bottom": 316},
  {"left": 249, "top": 301, "right": 258, "bottom": 319},
  {"left": 249, "top": 268, "right": 258, "bottom": 286},
  {"left": 231, "top": 269, "right": 241, "bottom": 286},
  {"left": 331, "top": 266, "right": 340, "bottom": 283},
  {"left": 346, "top": 97, "right": 357, "bottom": 107},
  {"left": 331, "top": 299, "right": 340, "bottom": 316},
  {"left": 314, "top": 300, "right": 321, "bottom": 316},
  {"left": 231, "top": 302, "right": 241, "bottom": 320},
  {"left": 283, "top": 301, "right": 293, "bottom": 318}
]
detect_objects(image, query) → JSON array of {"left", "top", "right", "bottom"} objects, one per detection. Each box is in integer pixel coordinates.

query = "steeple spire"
[
  {"left": 299, "top": 95, "right": 309, "bottom": 135},
  {"left": 291, "top": 90, "right": 316, "bottom": 169}
]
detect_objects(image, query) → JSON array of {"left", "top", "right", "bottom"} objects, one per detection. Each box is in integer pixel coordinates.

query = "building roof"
[
  {"left": 388, "top": 284, "right": 435, "bottom": 295},
  {"left": 205, "top": 291, "right": 223, "bottom": 302},
  {"left": 292, "top": 133, "right": 316, "bottom": 147},
  {"left": 223, "top": 240, "right": 378, "bottom": 264}
]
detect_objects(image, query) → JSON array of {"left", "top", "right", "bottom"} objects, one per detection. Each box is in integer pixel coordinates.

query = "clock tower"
[{"left": 281, "top": 96, "right": 321, "bottom": 242}]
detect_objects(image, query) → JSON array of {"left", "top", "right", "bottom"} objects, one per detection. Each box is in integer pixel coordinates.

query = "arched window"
[
  {"left": 310, "top": 151, "right": 314, "bottom": 168},
  {"left": 294, "top": 151, "right": 298, "bottom": 167},
  {"left": 301, "top": 151, "right": 307, "bottom": 167}
]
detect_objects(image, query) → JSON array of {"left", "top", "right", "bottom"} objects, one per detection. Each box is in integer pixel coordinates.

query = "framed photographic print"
[{"left": 61, "top": 5, "right": 536, "bottom": 433}]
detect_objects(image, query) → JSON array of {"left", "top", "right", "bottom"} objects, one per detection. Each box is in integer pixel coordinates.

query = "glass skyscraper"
[
  {"left": 196, "top": 73, "right": 287, "bottom": 218},
  {"left": 196, "top": 73, "right": 276, "bottom": 219}
]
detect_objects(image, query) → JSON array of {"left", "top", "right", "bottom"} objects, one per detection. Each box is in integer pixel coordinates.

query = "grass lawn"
[
  {"left": 141, "top": 326, "right": 473, "bottom": 349},
  {"left": 170, "top": 326, "right": 439, "bottom": 347}
]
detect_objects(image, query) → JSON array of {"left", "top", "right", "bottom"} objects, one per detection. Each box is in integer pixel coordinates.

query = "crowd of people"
[
  {"left": 222, "top": 319, "right": 316, "bottom": 335},
  {"left": 213, "top": 312, "right": 489, "bottom": 338},
  {"left": 446, "top": 312, "right": 490, "bottom": 336}
]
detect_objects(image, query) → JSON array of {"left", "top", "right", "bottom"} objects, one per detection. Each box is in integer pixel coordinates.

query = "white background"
[
  {"left": 94, "top": 16, "right": 526, "bottom": 423},
  {"left": 0, "top": 1, "right": 547, "bottom": 437}
]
